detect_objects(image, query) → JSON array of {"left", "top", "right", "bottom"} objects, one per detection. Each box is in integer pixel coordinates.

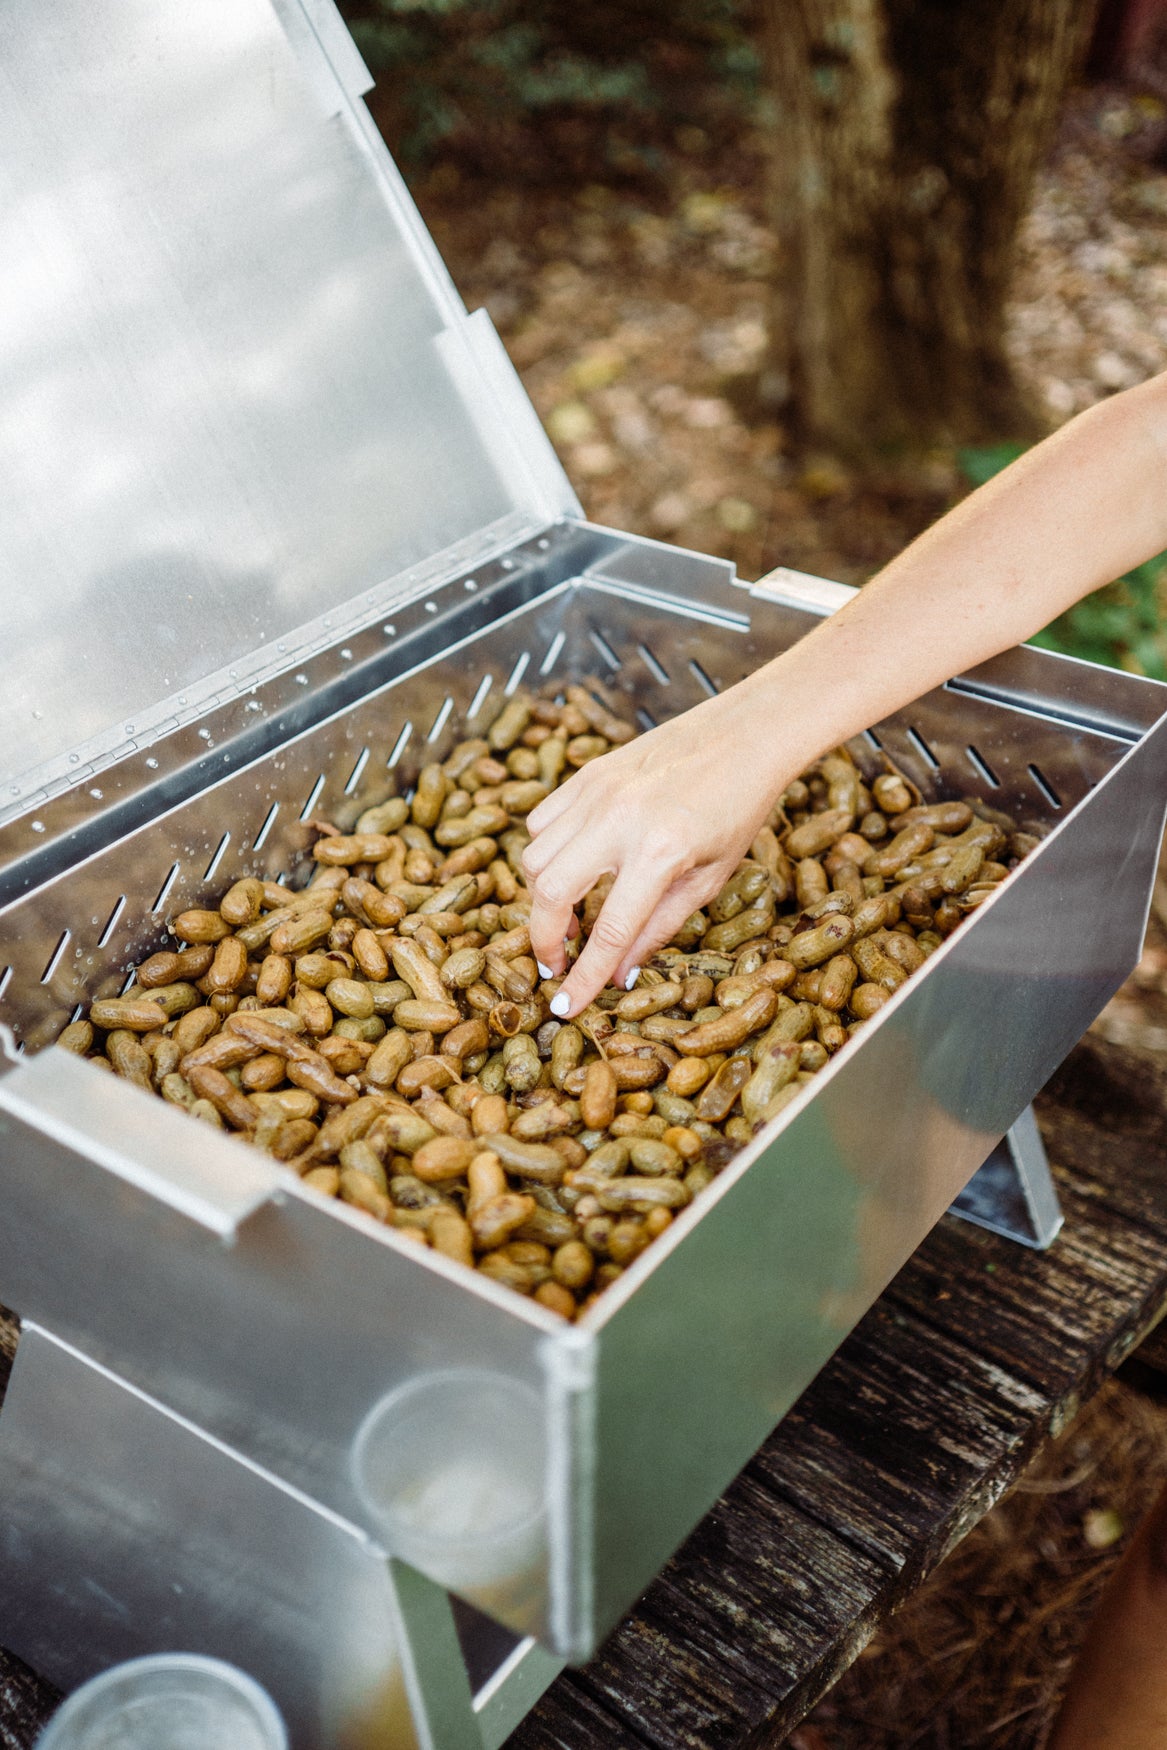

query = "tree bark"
[{"left": 764, "top": 0, "right": 1100, "bottom": 456}]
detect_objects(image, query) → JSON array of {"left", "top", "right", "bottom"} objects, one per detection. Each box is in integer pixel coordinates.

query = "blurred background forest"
[
  {"left": 337, "top": 0, "right": 1167, "bottom": 679},
  {"left": 336, "top": 5, "right": 1167, "bottom": 1746}
]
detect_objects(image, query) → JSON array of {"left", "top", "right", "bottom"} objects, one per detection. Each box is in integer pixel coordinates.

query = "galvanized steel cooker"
[{"left": 0, "top": 3, "right": 1164, "bottom": 1745}]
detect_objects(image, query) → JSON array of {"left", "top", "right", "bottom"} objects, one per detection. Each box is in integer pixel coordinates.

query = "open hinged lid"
[{"left": 0, "top": 0, "right": 576, "bottom": 829}]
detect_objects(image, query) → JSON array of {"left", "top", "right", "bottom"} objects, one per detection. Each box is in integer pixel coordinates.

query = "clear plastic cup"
[
  {"left": 36, "top": 1654, "right": 287, "bottom": 1750},
  {"left": 350, "top": 1369, "right": 547, "bottom": 1602}
]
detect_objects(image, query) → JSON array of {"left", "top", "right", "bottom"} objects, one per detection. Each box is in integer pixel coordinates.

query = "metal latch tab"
[
  {"left": 750, "top": 566, "right": 858, "bottom": 616},
  {"left": 0, "top": 1041, "right": 278, "bottom": 1238}
]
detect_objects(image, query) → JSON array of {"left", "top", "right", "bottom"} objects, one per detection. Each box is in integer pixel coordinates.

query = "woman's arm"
[{"left": 524, "top": 370, "right": 1167, "bottom": 1018}]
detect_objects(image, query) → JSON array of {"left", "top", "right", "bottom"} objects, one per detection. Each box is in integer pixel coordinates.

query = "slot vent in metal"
[
  {"left": 540, "top": 631, "right": 566, "bottom": 676},
  {"left": 637, "top": 644, "right": 670, "bottom": 685},
  {"left": 1027, "top": 763, "right": 1063, "bottom": 809},
  {"left": 97, "top": 896, "right": 126, "bottom": 948},
  {"left": 344, "top": 747, "right": 371, "bottom": 793},
  {"left": 906, "top": 726, "right": 940, "bottom": 769},
  {"left": 468, "top": 675, "right": 494, "bottom": 719},
  {"left": 965, "top": 745, "right": 1000, "bottom": 788},
  {"left": 152, "top": 863, "right": 180, "bottom": 914},
  {"left": 426, "top": 699, "right": 454, "bottom": 744},
  {"left": 41, "top": 932, "right": 71, "bottom": 985},
  {"left": 636, "top": 707, "right": 657, "bottom": 731},
  {"left": 203, "top": 833, "right": 231, "bottom": 880},
  {"left": 505, "top": 652, "right": 530, "bottom": 695},
  {"left": 864, "top": 729, "right": 883, "bottom": 751},
  {"left": 298, "top": 776, "right": 326, "bottom": 822},
  {"left": 120, "top": 968, "right": 137, "bottom": 996},
  {"left": 253, "top": 803, "right": 279, "bottom": 851},
  {"left": 688, "top": 659, "right": 719, "bottom": 697},
  {"left": 589, "top": 629, "right": 621, "bottom": 671},
  {"left": 0, "top": 966, "right": 12, "bottom": 1003},
  {"left": 387, "top": 724, "right": 412, "bottom": 769}
]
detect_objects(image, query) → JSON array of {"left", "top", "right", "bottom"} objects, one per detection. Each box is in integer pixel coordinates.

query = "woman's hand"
[
  {"left": 522, "top": 682, "right": 791, "bottom": 1017},
  {"left": 523, "top": 374, "right": 1167, "bottom": 1020}
]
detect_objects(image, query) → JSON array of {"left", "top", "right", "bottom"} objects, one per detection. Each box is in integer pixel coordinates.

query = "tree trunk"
[{"left": 764, "top": 0, "right": 1099, "bottom": 456}]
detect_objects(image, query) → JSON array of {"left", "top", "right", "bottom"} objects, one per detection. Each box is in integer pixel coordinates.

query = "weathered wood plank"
[
  {"left": 560, "top": 1476, "right": 890, "bottom": 1750},
  {"left": 748, "top": 1294, "right": 1048, "bottom": 1576},
  {"left": 500, "top": 1674, "right": 653, "bottom": 1750},
  {"left": 886, "top": 1182, "right": 1167, "bottom": 1391},
  {"left": 1038, "top": 1034, "right": 1167, "bottom": 1229},
  {"left": 514, "top": 1217, "right": 1149, "bottom": 1749},
  {"left": 0, "top": 1648, "right": 57, "bottom": 1750}
]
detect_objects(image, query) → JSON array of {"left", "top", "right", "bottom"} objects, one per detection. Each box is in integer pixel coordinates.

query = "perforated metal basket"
[{"left": 2, "top": 3, "right": 1166, "bottom": 1745}]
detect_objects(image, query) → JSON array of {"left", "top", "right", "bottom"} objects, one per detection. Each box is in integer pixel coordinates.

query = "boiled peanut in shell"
[{"left": 73, "top": 698, "right": 1034, "bottom": 1318}]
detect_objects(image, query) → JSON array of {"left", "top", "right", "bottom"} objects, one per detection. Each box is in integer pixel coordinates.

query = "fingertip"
[
  {"left": 527, "top": 890, "right": 574, "bottom": 981},
  {"left": 549, "top": 990, "right": 572, "bottom": 1018},
  {"left": 527, "top": 784, "right": 570, "bottom": 835}
]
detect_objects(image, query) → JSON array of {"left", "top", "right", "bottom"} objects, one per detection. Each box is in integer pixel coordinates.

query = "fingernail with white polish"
[
  {"left": 624, "top": 966, "right": 641, "bottom": 991},
  {"left": 536, "top": 961, "right": 554, "bottom": 980},
  {"left": 550, "top": 991, "right": 571, "bottom": 1018}
]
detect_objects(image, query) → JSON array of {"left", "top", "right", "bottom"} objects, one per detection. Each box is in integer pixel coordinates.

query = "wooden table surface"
[{"left": 2, "top": 1032, "right": 1166, "bottom": 1749}]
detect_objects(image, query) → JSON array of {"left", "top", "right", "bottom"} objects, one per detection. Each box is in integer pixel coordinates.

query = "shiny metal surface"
[
  {"left": 0, "top": 0, "right": 574, "bottom": 827},
  {"left": 0, "top": 526, "right": 1164, "bottom": 1666},
  {"left": 0, "top": 1042, "right": 279, "bottom": 1237},
  {"left": 0, "top": 1327, "right": 419, "bottom": 1750},
  {"left": 0, "top": 521, "right": 601, "bottom": 908},
  {"left": 0, "top": 1325, "right": 566, "bottom": 1747},
  {"left": 951, "top": 1104, "right": 1063, "bottom": 1248},
  {"left": 0, "top": 1043, "right": 559, "bottom": 1635}
]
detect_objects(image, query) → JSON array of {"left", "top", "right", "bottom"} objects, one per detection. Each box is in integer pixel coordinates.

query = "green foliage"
[
  {"left": 956, "top": 441, "right": 1028, "bottom": 488},
  {"left": 958, "top": 443, "right": 1167, "bottom": 681},
  {"left": 336, "top": 0, "right": 761, "bottom": 172}
]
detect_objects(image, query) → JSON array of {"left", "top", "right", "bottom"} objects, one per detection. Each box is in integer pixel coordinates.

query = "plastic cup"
[
  {"left": 350, "top": 1369, "right": 547, "bottom": 1599},
  {"left": 36, "top": 1654, "right": 287, "bottom": 1750}
]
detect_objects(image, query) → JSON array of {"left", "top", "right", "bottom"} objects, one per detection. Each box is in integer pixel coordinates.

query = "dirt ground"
[
  {"left": 381, "top": 74, "right": 1167, "bottom": 1750},
  {"left": 400, "top": 82, "right": 1167, "bottom": 591}
]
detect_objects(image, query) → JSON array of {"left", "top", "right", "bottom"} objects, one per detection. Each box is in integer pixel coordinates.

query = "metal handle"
[
  {"left": 0, "top": 1044, "right": 279, "bottom": 1239},
  {"left": 750, "top": 565, "right": 858, "bottom": 617}
]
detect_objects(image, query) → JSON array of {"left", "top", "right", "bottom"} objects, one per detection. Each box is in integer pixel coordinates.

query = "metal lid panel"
[{"left": 0, "top": 0, "right": 571, "bottom": 809}]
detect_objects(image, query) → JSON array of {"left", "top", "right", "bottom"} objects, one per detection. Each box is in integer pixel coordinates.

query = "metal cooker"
[{"left": 0, "top": 3, "right": 1164, "bottom": 1744}]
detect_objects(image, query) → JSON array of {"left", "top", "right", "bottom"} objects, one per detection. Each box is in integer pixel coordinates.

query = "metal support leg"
[
  {"left": 472, "top": 1631, "right": 565, "bottom": 1750},
  {"left": 0, "top": 1325, "right": 564, "bottom": 1749},
  {"left": 387, "top": 1562, "right": 564, "bottom": 1750},
  {"left": 948, "top": 1105, "right": 1063, "bottom": 1249}
]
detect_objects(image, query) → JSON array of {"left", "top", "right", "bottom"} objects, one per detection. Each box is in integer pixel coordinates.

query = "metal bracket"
[
  {"left": 0, "top": 1047, "right": 279, "bottom": 1239},
  {"left": 948, "top": 1105, "right": 1063, "bottom": 1249},
  {"left": 749, "top": 565, "right": 859, "bottom": 617},
  {"left": 388, "top": 1560, "right": 564, "bottom": 1750}
]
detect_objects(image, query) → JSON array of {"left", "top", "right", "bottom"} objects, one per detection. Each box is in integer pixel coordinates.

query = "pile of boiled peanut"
[{"left": 59, "top": 684, "right": 1037, "bottom": 1318}]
